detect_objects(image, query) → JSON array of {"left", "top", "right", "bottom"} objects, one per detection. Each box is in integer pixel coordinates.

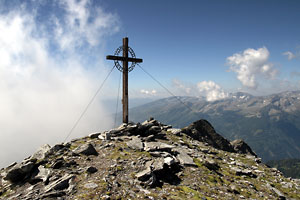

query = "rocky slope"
[
  {"left": 129, "top": 91, "right": 300, "bottom": 162},
  {"left": 0, "top": 118, "right": 299, "bottom": 199}
]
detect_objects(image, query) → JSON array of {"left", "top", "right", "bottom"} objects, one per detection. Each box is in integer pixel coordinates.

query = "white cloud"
[
  {"left": 283, "top": 51, "right": 300, "bottom": 60},
  {"left": 0, "top": 1, "right": 118, "bottom": 168},
  {"left": 197, "top": 81, "right": 228, "bottom": 101},
  {"left": 172, "top": 79, "right": 228, "bottom": 101},
  {"left": 140, "top": 89, "right": 157, "bottom": 96},
  {"left": 52, "top": 0, "right": 119, "bottom": 51},
  {"left": 227, "top": 47, "right": 277, "bottom": 89}
]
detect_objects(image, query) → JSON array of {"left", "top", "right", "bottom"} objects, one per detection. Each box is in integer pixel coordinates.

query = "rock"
[
  {"left": 4, "top": 160, "right": 36, "bottom": 183},
  {"left": 126, "top": 136, "right": 144, "bottom": 151},
  {"left": 49, "top": 144, "right": 66, "bottom": 154},
  {"left": 4, "top": 168, "right": 26, "bottom": 183},
  {"left": 229, "top": 185, "right": 240, "bottom": 194},
  {"left": 204, "top": 159, "right": 220, "bottom": 171},
  {"left": 89, "top": 132, "right": 101, "bottom": 139},
  {"left": 86, "top": 166, "right": 98, "bottom": 174},
  {"left": 176, "top": 151, "right": 195, "bottom": 166},
  {"left": 182, "top": 120, "right": 234, "bottom": 152},
  {"left": 31, "top": 144, "right": 51, "bottom": 160},
  {"left": 164, "top": 157, "right": 176, "bottom": 166},
  {"left": 232, "top": 167, "right": 257, "bottom": 178},
  {"left": 146, "top": 126, "right": 161, "bottom": 135},
  {"left": 231, "top": 139, "right": 257, "bottom": 156},
  {"left": 44, "top": 174, "right": 75, "bottom": 192},
  {"left": 34, "top": 165, "right": 51, "bottom": 183},
  {"left": 98, "top": 132, "right": 111, "bottom": 140},
  {"left": 51, "top": 158, "right": 65, "bottom": 169},
  {"left": 144, "top": 172, "right": 157, "bottom": 188},
  {"left": 136, "top": 167, "right": 152, "bottom": 182},
  {"left": 84, "top": 182, "right": 98, "bottom": 189},
  {"left": 266, "top": 183, "right": 286, "bottom": 199},
  {"left": 152, "top": 159, "right": 164, "bottom": 171},
  {"left": 144, "top": 142, "right": 175, "bottom": 152},
  {"left": 167, "top": 128, "right": 182, "bottom": 136},
  {"left": 73, "top": 143, "right": 98, "bottom": 156}
]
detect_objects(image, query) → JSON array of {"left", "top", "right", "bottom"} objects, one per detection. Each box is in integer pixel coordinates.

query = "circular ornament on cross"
[{"left": 114, "top": 46, "right": 137, "bottom": 72}]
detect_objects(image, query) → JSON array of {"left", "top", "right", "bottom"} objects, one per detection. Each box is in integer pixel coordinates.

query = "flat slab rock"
[
  {"left": 126, "top": 136, "right": 144, "bottom": 151},
  {"left": 144, "top": 142, "right": 175, "bottom": 152},
  {"left": 176, "top": 151, "right": 196, "bottom": 166}
]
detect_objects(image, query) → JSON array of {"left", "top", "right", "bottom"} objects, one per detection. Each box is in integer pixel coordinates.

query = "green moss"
[
  {"left": 181, "top": 135, "right": 194, "bottom": 149},
  {"left": 193, "top": 158, "right": 203, "bottom": 168},
  {"left": 0, "top": 189, "right": 13, "bottom": 198},
  {"left": 134, "top": 150, "right": 151, "bottom": 158},
  {"left": 180, "top": 186, "right": 202, "bottom": 200},
  {"left": 166, "top": 131, "right": 180, "bottom": 143}
]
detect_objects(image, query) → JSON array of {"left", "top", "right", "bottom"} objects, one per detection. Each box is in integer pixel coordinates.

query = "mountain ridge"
[
  {"left": 1, "top": 118, "right": 299, "bottom": 199},
  {"left": 129, "top": 90, "right": 300, "bottom": 162}
]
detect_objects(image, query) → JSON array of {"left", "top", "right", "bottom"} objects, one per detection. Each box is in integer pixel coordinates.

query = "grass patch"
[{"left": 179, "top": 186, "right": 202, "bottom": 200}]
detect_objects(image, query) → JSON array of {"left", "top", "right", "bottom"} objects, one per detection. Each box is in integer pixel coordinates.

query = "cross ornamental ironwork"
[{"left": 106, "top": 37, "right": 143, "bottom": 123}]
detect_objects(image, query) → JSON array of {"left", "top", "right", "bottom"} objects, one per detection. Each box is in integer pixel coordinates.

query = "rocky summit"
[{"left": 0, "top": 118, "right": 299, "bottom": 200}]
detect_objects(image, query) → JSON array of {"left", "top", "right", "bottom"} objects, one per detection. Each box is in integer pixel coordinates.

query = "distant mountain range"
[
  {"left": 266, "top": 159, "right": 300, "bottom": 179},
  {"left": 128, "top": 91, "right": 300, "bottom": 162}
]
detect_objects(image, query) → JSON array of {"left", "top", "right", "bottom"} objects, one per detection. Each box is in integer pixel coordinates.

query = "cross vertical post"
[
  {"left": 123, "top": 37, "right": 129, "bottom": 123},
  {"left": 106, "top": 37, "right": 143, "bottom": 124}
]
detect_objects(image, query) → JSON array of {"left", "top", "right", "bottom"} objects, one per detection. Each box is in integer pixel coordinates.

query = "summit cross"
[{"left": 106, "top": 37, "right": 143, "bottom": 124}]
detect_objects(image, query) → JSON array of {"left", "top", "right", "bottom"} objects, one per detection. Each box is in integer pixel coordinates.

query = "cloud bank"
[
  {"left": 172, "top": 79, "right": 228, "bottom": 101},
  {"left": 227, "top": 47, "right": 277, "bottom": 89},
  {"left": 0, "top": 0, "right": 118, "bottom": 168}
]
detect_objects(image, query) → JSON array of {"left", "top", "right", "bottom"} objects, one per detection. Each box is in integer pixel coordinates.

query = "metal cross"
[{"left": 106, "top": 37, "right": 143, "bottom": 124}]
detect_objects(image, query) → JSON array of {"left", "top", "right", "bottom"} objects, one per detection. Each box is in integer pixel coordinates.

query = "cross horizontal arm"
[{"left": 106, "top": 55, "right": 143, "bottom": 63}]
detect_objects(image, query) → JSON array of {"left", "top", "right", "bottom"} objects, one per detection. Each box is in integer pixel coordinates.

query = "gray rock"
[
  {"left": 232, "top": 167, "right": 257, "bottom": 178},
  {"left": 98, "top": 132, "right": 111, "bottom": 140},
  {"left": 31, "top": 144, "right": 51, "bottom": 160},
  {"left": 152, "top": 158, "right": 164, "bottom": 171},
  {"left": 35, "top": 165, "right": 51, "bottom": 183},
  {"left": 136, "top": 167, "right": 152, "bottom": 181},
  {"left": 4, "top": 161, "right": 36, "bottom": 183},
  {"left": 176, "top": 151, "right": 195, "bottom": 166},
  {"left": 44, "top": 174, "right": 75, "bottom": 193},
  {"left": 147, "top": 126, "right": 161, "bottom": 135},
  {"left": 204, "top": 159, "right": 220, "bottom": 171},
  {"left": 144, "top": 142, "right": 174, "bottom": 152},
  {"left": 167, "top": 128, "right": 182, "bottom": 136},
  {"left": 89, "top": 132, "right": 101, "bottom": 139},
  {"left": 126, "top": 136, "right": 144, "bottom": 151},
  {"left": 84, "top": 182, "right": 98, "bottom": 189},
  {"left": 73, "top": 143, "right": 98, "bottom": 156},
  {"left": 164, "top": 157, "right": 176, "bottom": 166}
]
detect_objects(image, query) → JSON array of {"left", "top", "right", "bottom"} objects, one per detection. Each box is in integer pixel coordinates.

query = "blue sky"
[
  {"left": 101, "top": 0, "right": 300, "bottom": 98},
  {"left": 0, "top": 0, "right": 300, "bottom": 167}
]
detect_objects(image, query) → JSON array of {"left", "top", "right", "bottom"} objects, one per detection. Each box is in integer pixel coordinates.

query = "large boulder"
[
  {"left": 182, "top": 119, "right": 235, "bottom": 152},
  {"left": 4, "top": 160, "right": 36, "bottom": 183}
]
